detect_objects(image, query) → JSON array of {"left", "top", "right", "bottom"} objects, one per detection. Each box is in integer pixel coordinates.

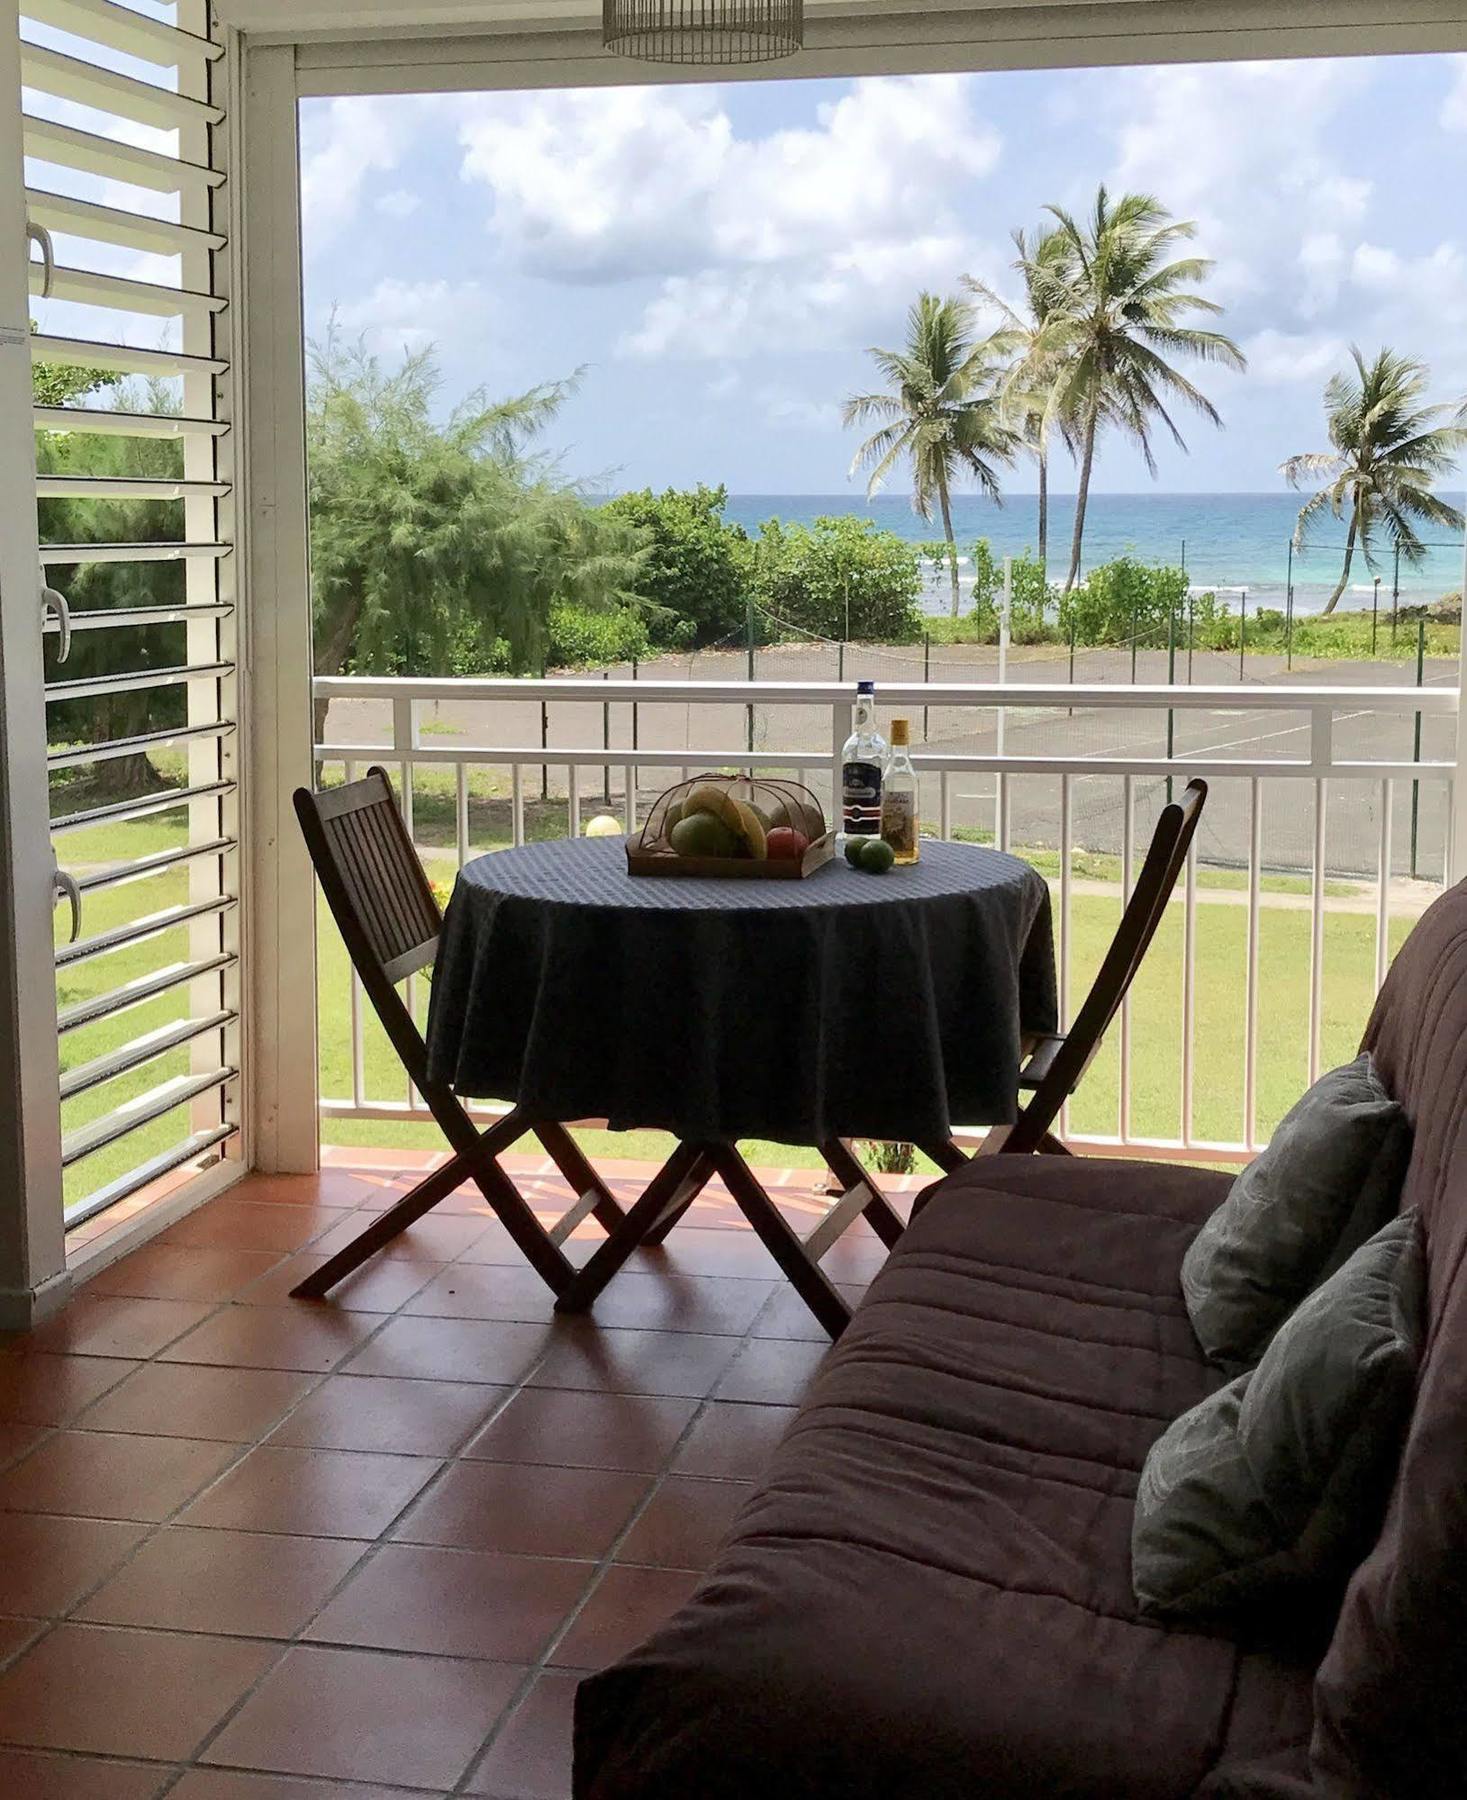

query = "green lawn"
[
  {"left": 55, "top": 803, "right": 1417, "bottom": 1210},
  {"left": 318, "top": 839, "right": 1410, "bottom": 1175}
]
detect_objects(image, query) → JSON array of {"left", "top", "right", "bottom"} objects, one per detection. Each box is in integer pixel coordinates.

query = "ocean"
[{"left": 719, "top": 492, "right": 1466, "bottom": 616}]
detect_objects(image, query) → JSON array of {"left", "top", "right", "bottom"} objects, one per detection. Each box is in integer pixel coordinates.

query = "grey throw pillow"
[
  {"left": 1182, "top": 1052, "right": 1410, "bottom": 1369},
  {"left": 1133, "top": 1209, "right": 1423, "bottom": 1622}
]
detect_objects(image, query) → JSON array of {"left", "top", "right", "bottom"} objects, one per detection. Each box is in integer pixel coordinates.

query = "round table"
[{"left": 426, "top": 834, "right": 1056, "bottom": 1149}]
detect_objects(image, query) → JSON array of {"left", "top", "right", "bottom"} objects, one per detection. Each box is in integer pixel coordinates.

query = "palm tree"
[
  {"left": 1040, "top": 186, "right": 1245, "bottom": 590},
  {"left": 1280, "top": 347, "right": 1467, "bottom": 615},
  {"left": 964, "top": 226, "right": 1071, "bottom": 579},
  {"left": 843, "top": 293, "right": 1019, "bottom": 616}
]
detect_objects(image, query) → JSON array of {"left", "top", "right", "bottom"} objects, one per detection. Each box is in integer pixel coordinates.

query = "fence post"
[
  {"left": 632, "top": 656, "right": 639, "bottom": 753},
  {"left": 1410, "top": 615, "right": 1425, "bottom": 879},
  {"left": 923, "top": 631, "right": 930, "bottom": 740},
  {"left": 1392, "top": 544, "right": 1400, "bottom": 646},
  {"left": 837, "top": 639, "right": 845, "bottom": 683},
  {"left": 1187, "top": 588, "right": 1195, "bottom": 683},
  {"left": 602, "top": 668, "right": 611, "bottom": 809},
  {"left": 1285, "top": 540, "right": 1295, "bottom": 672},
  {"left": 1372, "top": 578, "right": 1380, "bottom": 658},
  {"left": 1130, "top": 600, "right": 1138, "bottom": 683},
  {"left": 1239, "top": 589, "right": 1247, "bottom": 680}
]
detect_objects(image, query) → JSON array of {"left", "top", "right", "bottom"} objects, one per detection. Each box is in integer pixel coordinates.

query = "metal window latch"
[
  {"left": 52, "top": 866, "right": 81, "bottom": 944},
  {"left": 26, "top": 221, "right": 55, "bottom": 298},
  {"left": 41, "top": 575, "right": 71, "bottom": 663}
]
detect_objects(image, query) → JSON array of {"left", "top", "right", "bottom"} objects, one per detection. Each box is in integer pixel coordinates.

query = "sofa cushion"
[
  {"left": 1134, "top": 1210, "right": 1424, "bottom": 1623},
  {"left": 575, "top": 1157, "right": 1317, "bottom": 1800},
  {"left": 1312, "top": 878, "right": 1467, "bottom": 1796},
  {"left": 1181, "top": 1052, "right": 1410, "bottom": 1370}
]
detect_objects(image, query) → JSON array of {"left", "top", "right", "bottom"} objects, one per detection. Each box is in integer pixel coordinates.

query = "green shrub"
[
  {"left": 1060, "top": 557, "right": 1190, "bottom": 647},
  {"left": 453, "top": 603, "right": 650, "bottom": 674},
  {"left": 959, "top": 544, "right": 1061, "bottom": 643},
  {"left": 753, "top": 515, "right": 922, "bottom": 643},
  {"left": 598, "top": 484, "right": 751, "bottom": 649}
]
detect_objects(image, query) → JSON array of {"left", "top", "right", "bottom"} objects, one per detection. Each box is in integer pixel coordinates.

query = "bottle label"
[
  {"left": 882, "top": 791, "right": 917, "bottom": 856},
  {"left": 842, "top": 760, "right": 883, "bottom": 835}
]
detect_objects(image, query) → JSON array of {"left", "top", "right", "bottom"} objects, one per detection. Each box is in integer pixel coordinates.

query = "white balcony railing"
[{"left": 313, "top": 675, "right": 1458, "bottom": 1165}]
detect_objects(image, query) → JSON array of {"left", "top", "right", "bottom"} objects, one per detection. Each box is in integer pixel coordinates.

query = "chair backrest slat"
[
  {"left": 1018, "top": 779, "right": 1206, "bottom": 1146},
  {"left": 293, "top": 768, "right": 443, "bottom": 1063}
]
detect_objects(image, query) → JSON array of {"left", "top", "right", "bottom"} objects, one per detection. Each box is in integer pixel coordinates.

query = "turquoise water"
[{"left": 721, "top": 492, "right": 1466, "bottom": 614}]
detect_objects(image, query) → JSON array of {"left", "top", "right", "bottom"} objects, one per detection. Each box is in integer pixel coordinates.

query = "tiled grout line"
[
  {"left": 450, "top": 1273, "right": 824, "bottom": 1798},
  {"left": 0, "top": 1166, "right": 854, "bottom": 1794}
]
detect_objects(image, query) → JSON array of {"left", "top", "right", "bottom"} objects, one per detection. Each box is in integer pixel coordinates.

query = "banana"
[
  {"left": 733, "top": 800, "right": 768, "bottom": 859},
  {"left": 679, "top": 780, "right": 767, "bottom": 858}
]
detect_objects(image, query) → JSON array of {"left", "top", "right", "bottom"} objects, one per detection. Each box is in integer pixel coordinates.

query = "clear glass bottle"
[
  {"left": 881, "top": 718, "right": 920, "bottom": 865},
  {"left": 841, "top": 679, "right": 888, "bottom": 840}
]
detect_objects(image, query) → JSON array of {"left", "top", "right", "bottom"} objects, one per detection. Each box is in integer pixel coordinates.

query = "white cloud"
[
  {"left": 759, "top": 389, "right": 839, "bottom": 431},
  {"left": 1241, "top": 328, "right": 1347, "bottom": 384},
  {"left": 1108, "top": 62, "right": 1371, "bottom": 314},
  {"left": 458, "top": 76, "right": 1003, "bottom": 360},
  {"left": 619, "top": 233, "right": 991, "bottom": 362},
  {"left": 459, "top": 77, "right": 997, "bottom": 284},
  {"left": 334, "top": 277, "right": 488, "bottom": 359},
  {"left": 376, "top": 188, "right": 421, "bottom": 220},
  {"left": 301, "top": 98, "right": 419, "bottom": 247}
]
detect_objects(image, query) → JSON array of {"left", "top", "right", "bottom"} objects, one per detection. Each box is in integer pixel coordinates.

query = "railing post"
[
  {"left": 540, "top": 656, "right": 549, "bottom": 804},
  {"left": 1309, "top": 704, "right": 1333, "bottom": 777},
  {"left": 1411, "top": 615, "right": 1424, "bottom": 879},
  {"left": 1166, "top": 604, "right": 1176, "bottom": 804},
  {"left": 1239, "top": 589, "right": 1247, "bottom": 680},
  {"left": 602, "top": 668, "right": 611, "bottom": 808},
  {"left": 831, "top": 695, "right": 851, "bottom": 834}
]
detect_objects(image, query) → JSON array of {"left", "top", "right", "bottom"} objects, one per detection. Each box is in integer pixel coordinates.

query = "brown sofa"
[{"left": 574, "top": 878, "right": 1467, "bottom": 1798}]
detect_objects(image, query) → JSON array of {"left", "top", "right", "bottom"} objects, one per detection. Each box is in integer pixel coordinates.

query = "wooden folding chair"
[
  {"left": 919, "top": 778, "right": 1208, "bottom": 1180},
  {"left": 291, "top": 768, "right": 625, "bottom": 1299}
]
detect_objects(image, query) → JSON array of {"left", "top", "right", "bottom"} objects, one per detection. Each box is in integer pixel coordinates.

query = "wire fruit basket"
[{"left": 626, "top": 774, "right": 834, "bottom": 880}]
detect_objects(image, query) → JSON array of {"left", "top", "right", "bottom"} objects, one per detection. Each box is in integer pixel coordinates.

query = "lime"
[
  {"left": 843, "top": 838, "right": 866, "bottom": 867},
  {"left": 858, "top": 837, "right": 896, "bottom": 874}
]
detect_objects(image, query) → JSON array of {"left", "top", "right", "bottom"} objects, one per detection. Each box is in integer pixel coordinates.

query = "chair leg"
[
  {"left": 921, "top": 1137, "right": 970, "bottom": 1175},
  {"left": 289, "top": 1151, "right": 475, "bottom": 1298},
  {"left": 534, "top": 1120, "right": 625, "bottom": 1234},
  {"left": 290, "top": 1108, "right": 541, "bottom": 1299},
  {"left": 977, "top": 1124, "right": 1017, "bottom": 1156},
  {"left": 710, "top": 1143, "right": 852, "bottom": 1340},
  {"left": 817, "top": 1139, "right": 907, "bottom": 1251},
  {"left": 555, "top": 1142, "right": 714, "bottom": 1314},
  {"left": 1038, "top": 1130, "right": 1073, "bottom": 1155}
]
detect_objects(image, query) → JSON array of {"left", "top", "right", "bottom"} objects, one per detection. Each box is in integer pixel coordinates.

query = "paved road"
[{"left": 322, "top": 641, "right": 1459, "bottom": 881}]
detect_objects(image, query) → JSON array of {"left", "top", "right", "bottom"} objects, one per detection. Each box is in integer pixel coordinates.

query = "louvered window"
[{"left": 24, "top": 0, "right": 239, "bottom": 1228}]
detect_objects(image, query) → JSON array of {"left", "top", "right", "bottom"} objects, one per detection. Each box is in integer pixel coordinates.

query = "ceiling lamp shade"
[{"left": 602, "top": 0, "right": 803, "bottom": 65}]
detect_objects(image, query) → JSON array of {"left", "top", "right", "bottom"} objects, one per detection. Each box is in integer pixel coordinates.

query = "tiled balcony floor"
[{"left": 0, "top": 1152, "right": 918, "bottom": 1798}]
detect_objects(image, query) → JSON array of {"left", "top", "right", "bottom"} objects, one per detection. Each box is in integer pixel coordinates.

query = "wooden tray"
[{"left": 626, "top": 833, "right": 836, "bottom": 880}]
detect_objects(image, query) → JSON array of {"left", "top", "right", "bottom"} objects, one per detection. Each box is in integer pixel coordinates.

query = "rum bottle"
[
  {"left": 841, "top": 679, "right": 887, "bottom": 839},
  {"left": 881, "top": 718, "right": 920, "bottom": 864}
]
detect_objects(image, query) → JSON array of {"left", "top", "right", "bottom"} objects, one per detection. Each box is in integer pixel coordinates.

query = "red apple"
[{"left": 766, "top": 826, "right": 810, "bottom": 860}]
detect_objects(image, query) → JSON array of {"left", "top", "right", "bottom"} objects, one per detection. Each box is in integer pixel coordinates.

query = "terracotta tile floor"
[{"left": 0, "top": 1151, "right": 917, "bottom": 1798}]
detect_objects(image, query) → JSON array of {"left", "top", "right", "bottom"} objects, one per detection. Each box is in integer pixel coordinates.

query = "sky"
[{"left": 299, "top": 55, "right": 1467, "bottom": 498}]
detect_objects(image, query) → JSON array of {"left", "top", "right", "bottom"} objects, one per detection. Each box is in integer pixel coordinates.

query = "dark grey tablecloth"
[{"left": 425, "top": 835, "right": 1056, "bottom": 1145}]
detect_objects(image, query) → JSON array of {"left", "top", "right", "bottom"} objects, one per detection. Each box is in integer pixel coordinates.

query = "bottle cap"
[
  {"left": 856, "top": 679, "right": 875, "bottom": 694},
  {"left": 890, "top": 718, "right": 910, "bottom": 746}
]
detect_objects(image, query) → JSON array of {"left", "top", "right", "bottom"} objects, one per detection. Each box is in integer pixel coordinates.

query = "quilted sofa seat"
[{"left": 576, "top": 1156, "right": 1318, "bottom": 1799}]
